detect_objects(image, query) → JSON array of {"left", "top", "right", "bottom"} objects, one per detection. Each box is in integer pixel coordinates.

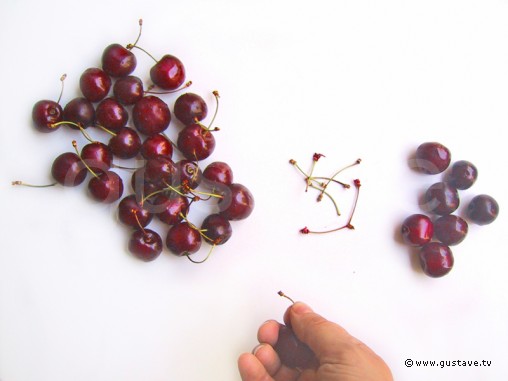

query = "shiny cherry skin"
[
  {"left": 153, "top": 194, "right": 189, "bottom": 225},
  {"left": 166, "top": 222, "right": 202, "bottom": 256},
  {"left": 145, "top": 157, "right": 177, "bottom": 185},
  {"left": 434, "top": 215, "right": 468, "bottom": 246},
  {"left": 150, "top": 54, "right": 186, "bottom": 90},
  {"left": 80, "top": 67, "right": 112, "bottom": 102},
  {"left": 447, "top": 160, "right": 478, "bottom": 190},
  {"left": 467, "top": 194, "right": 499, "bottom": 225},
  {"left": 414, "top": 142, "right": 451, "bottom": 175},
  {"left": 174, "top": 92, "right": 208, "bottom": 125},
  {"left": 140, "top": 134, "right": 173, "bottom": 160},
  {"left": 130, "top": 168, "right": 166, "bottom": 200},
  {"left": 81, "top": 142, "right": 113, "bottom": 173},
  {"left": 51, "top": 152, "right": 87, "bottom": 186},
  {"left": 132, "top": 95, "right": 171, "bottom": 136},
  {"left": 113, "top": 75, "right": 144, "bottom": 105},
  {"left": 88, "top": 170, "right": 124, "bottom": 203},
  {"left": 401, "top": 214, "right": 434, "bottom": 246},
  {"left": 108, "top": 127, "right": 142, "bottom": 159},
  {"left": 32, "top": 100, "right": 63, "bottom": 132},
  {"left": 419, "top": 242, "right": 454, "bottom": 277},
  {"left": 63, "top": 97, "right": 95, "bottom": 129},
  {"left": 219, "top": 183, "right": 255, "bottom": 220},
  {"left": 118, "top": 194, "right": 153, "bottom": 228},
  {"left": 203, "top": 161, "right": 233, "bottom": 185},
  {"left": 177, "top": 124, "right": 216, "bottom": 161},
  {"left": 128, "top": 229, "right": 163, "bottom": 262},
  {"left": 201, "top": 214, "right": 232, "bottom": 245},
  {"left": 274, "top": 324, "right": 317, "bottom": 369},
  {"left": 102, "top": 43, "right": 137, "bottom": 77},
  {"left": 95, "top": 98, "right": 128, "bottom": 132},
  {"left": 422, "top": 182, "right": 459, "bottom": 215},
  {"left": 175, "top": 160, "right": 202, "bottom": 189}
]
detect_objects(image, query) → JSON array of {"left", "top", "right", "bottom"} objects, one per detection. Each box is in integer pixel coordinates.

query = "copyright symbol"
[{"left": 405, "top": 359, "right": 413, "bottom": 367}]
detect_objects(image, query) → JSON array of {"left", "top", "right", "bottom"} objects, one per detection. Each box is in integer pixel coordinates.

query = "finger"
[
  {"left": 257, "top": 320, "right": 280, "bottom": 346},
  {"left": 238, "top": 353, "right": 274, "bottom": 381},
  {"left": 252, "top": 343, "right": 282, "bottom": 376}
]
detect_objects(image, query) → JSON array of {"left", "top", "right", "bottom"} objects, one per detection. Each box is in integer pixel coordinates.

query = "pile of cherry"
[
  {"left": 22, "top": 21, "right": 254, "bottom": 263},
  {"left": 401, "top": 142, "right": 499, "bottom": 277}
]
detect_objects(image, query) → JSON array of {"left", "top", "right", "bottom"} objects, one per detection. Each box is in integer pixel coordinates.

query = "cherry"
[
  {"left": 128, "top": 228, "right": 163, "bottom": 262},
  {"left": 413, "top": 142, "right": 451, "bottom": 175},
  {"left": 153, "top": 194, "right": 189, "bottom": 225},
  {"left": 81, "top": 141, "right": 113, "bottom": 173},
  {"left": 177, "top": 124, "right": 216, "bottom": 161},
  {"left": 165, "top": 222, "right": 202, "bottom": 256},
  {"left": 132, "top": 95, "right": 171, "bottom": 136},
  {"left": 108, "top": 127, "right": 142, "bottom": 159},
  {"left": 274, "top": 324, "right": 317, "bottom": 369},
  {"left": 434, "top": 215, "right": 468, "bottom": 246},
  {"left": 422, "top": 182, "right": 459, "bottom": 215},
  {"left": 201, "top": 214, "right": 232, "bottom": 245},
  {"left": 175, "top": 160, "right": 202, "bottom": 189},
  {"left": 174, "top": 92, "right": 208, "bottom": 125},
  {"left": 80, "top": 67, "right": 112, "bottom": 102},
  {"left": 118, "top": 194, "right": 153, "bottom": 228},
  {"left": 32, "top": 100, "right": 63, "bottom": 133},
  {"left": 447, "top": 160, "right": 478, "bottom": 190},
  {"left": 419, "top": 242, "right": 454, "bottom": 277},
  {"left": 144, "top": 157, "right": 177, "bottom": 185},
  {"left": 150, "top": 54, "right": 186, "bottom": 90},
  {"left": 51, "top": 152, "right": 87, "bottom": 186},
  {"left": 88, "top": 170, "right": 124, "bottom": 203},
  {"left": 62, "top": 97, "right": 95, "bottom": 129},
  {"left": 467, "top": 194, "right": 499, "bottom": 225},
  {"left": 401, "top": 214, "right": 433, "bottom": 246},
  {"left": 140, "top": 134, "right": 173, "bottom": 160},
  {"left": 203, "top": 161, "right": 233, "bottom": 185},
  {"left": 113, "top": 75, "right": 144, "bottom": 105},
  {"left": 95, "top": 97, "right": 128, "bottom": 132},
  {"left": 130, "top": 167, "right": 166, "bottom": 200},
  {"left": 102, "top": 43, "right": 137, "bottom": 77},
  {"left": 219, "top": 183, "right": 255, "bottom": 220}
]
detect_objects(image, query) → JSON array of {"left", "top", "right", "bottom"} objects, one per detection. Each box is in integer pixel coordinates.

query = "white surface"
[{"left": 1, "top": 1, "right": 507, "bottom": 380}]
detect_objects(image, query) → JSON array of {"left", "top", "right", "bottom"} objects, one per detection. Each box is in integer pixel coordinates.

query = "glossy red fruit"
[
  {"left": 153, "top": 194, "right": 189, "bottom": 225},
  {"left": 174, "top": 92, "right": 208, "bottom": 125},
  {"left": 201, "top": 214, "right": 232, "bottom": 245},
  {"left": 132, "top": 95, "right": 171, "bottom": 136},
  {"left": 81, "top": 142, "right": 113, "bottom": 173},
  {"left": 88, "top": 170, "right": 124, "bottom": 203},
  {"left": 150, "top": 54, "right": 186, "bottom": 90},
  {"left": 113, "top": 75, "right": 144, "bottom": 105},
  {"left": 140, "top": 134, "right": 173, "bottom": 160},
  {"left": 128, "top": 229, "right": 163, "bottom": 262},
  {"left": 203, "top": 161, "right": 233, "bottom": 185},
  {"left": 102, "top": 43, "right": 137, "bottom": 77},
  {"left": 274, "top": 324, "right": 317, "bottom": 369},
  {"left": 177, "top": 124, "right": 216, "bottom": 161},
  {"left": 419, "top": 242, "right": 454, "bottom": 277},
  {"left": 175, "top": 160, "right": 202, "bottom": 189},
  {"left": 145, "top": 157, "right": 177, "bottom": 185},
  {"left": 63, "top": 97, "right": 95, "bottom": 129},
  {"left": 80, "top": 67, "right": 112, "bottom": 102},
  {"left": 130, "top": 168, "right": 167, "bottom": 200},
  {"left": 95, "top": 97, "right": 128, "bottom": 132},
  {"left": 51, "top": 152, "right": 87, "bottom": 186},
  {"left": 422, "top": 182, "right": 459, "bottom": 215},
  {"left": 401, "top": 214, "right": 434, "bottom": 246},
  {"left": 447, "top": 160, "right": 478, "bottom": 190},
  {"left": 166, "top": 222, "right": 202, "bottom": 256},
  {"left": 32, "top": 100, "right": 63, "bottom": 132},
  {"left": 118, "top": 194, "right": 153, "bottom": 228},
  {"left": 414, "top": 142, "right": 451, "bottom": 175},
  {"left": 219, "top": 183, "right": 255, "bottom": 220},
  {"left": 434, "top": 215, "right": 468, "bottom": 246},
  {"left": 467, "top": 194, "right": 499, "bottom": 225},
  {"left": 108, "top": 127, "right": 142, "bottom": 159}
]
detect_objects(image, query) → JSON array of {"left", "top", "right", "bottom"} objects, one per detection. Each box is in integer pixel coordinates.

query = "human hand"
[{"left": 238, "top": 302, "right": 393, "bottom": 381}]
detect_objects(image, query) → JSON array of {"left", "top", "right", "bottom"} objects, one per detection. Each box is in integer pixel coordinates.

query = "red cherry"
[
  {"left": 95, "top": 97, "right": 128, "bottom": 133},
  {"left": 140, "top": 134, "right": 173, "bottom": 160},
  {"left": 174, "top": 92, "right": 208, "bottom": 125},
  {"left": 219, "top": 183, "right": 255, "bottom": 220},
  {"left": 177, "top": 124, "right": 216, "bottom": 161},
  {"left": 166, "top": 222, "right": 202, "bottom": 256},
  {"left": 128, "top": 229, "right": 163, "bottom": 262},
  {"left": 274, "top": 324, "right": 317, "bottom": 369},
  {"left": 88, "top": 170, "right": 124, "bottom": 203},
  {"left": 102, "top": 43, "right": 137, "bottom": 77},
  {"left": 132, "top": 95, "right": 171, "bottom": 136},
  {"left": 63, "top": 97, "right": 95, "bottom": 129},
  {"left": 401, "top": 214, "right": 433, "bottom": 246},
  {"left": 201, "top": 214, "right": 232, "bottom": 245},
  {"left": 51, "top": 152, "right": 87, "bottom": 186},
  {"left": 113, "top": 75, "right": 144, "bottom": 105},
  {"left": 32, "top": 100, "right": 63, "bottom": 133},
  {"left": 203, "top": 161, "right": 233, "bottom": 185},
  {"left": 153, "top": 194, "right": 189, "bottom": 225},
  {"left": 419, "top": 242, "right": 454, "bottom": 277},
  {"left": 118, "top": 194, "right": 153, "bottom": 228},
  {"left": 81, "top": 142, "right": 113, "bottom": 173},
  {"left": 108, "top": 127, "right": 142, "bottom": 159},
  {"left": 80, "top": 68, "right": 112, "bottom": 102},
  {"left": 150, "top": 54, "right": 186, "bottom": 90},
  {"left": 413, "top": 142, "right": 451, "bottom": 175}
]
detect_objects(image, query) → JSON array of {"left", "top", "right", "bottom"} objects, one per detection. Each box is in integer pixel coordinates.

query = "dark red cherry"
[
  {"left": 219, "top": 183, "right": 255, "bottom": 220},
  {"left": 113, "top": 75, "right": 144, "bottom": 105},
  {"left": 201, "top": 214, "right": 232, "bottom": 245},
  {"left": 108, "top": 127, "right": 142, "bottom": 159},
  {"left": 467, "top": 194, "right": 499, "bottom": 225},
  {"left": 150, "top": 54, "right": 186, "bottom": 90},
  {"left": 203, "top": 161, "right": 233, "bottom": 185},
  {"left": 175, "top": 160, "right": 202, "bottom": 189},
  {"left": 166, "top": 222, "right": 202, "bottom": 256},
  {"left": 81, "top": 142, "right": 113, "bottom": 173},
  {"left": 80, "top": 68, "right": 112, "bottom": 102},
  {"left": 419, "top": 242, "right": 454, "bottom": 277},
  {"left": 102, "top": 43, "right": 137, "bottom": 77},
  {"left": 130, "top": 168, "right": 166, "bottom": 200},
  {"left": 62, "top": 97, "right": 95, "bottom": 129},
  {"left": 140, "top": 134, "right": 173, "bottom": 160},
  {"left": 153, "top": 194, "right": 189, "bottom": 225},
  {"left": 88, "top": 170, "right": 124, "bottom": 203},
  {"left": 132, "top": 95, "right": 171, "bottom": 136},
  {"left": 32, "top": 100, "right": 63, "bottom": 132},
  {"left": 434, "top": 215, "right": 468, "bottom": 246},
  {"left": 401, "top": 214, "right": 434, "bottom": 246},
  {"left": 177, "top": 124, "right": 216, "bottom": 161},
  {"left": 174, "top": 92, "right": 208, "bottom": 125},
  {"left": 274, "top": 324, "right": 317, "bottom": 369},
  {"left": 95, "top": 97, "right": 128, "bottom": 132},
  {"left": 128, "top": 229, "right": 163, "bottom": 262},
  {"left": 422, "top": 182, "right": 459, "bottom": 215},
  {"left": 145, "top": 157, "right": 177, "bottom": 185},
  {"left": 51, "top": 152, "right": 87, "bottom": 186},
  {"left": 447, "top": 160, "right": 478, "bottom": 190},
  {"left": 414, "top": 142, "right": 451, "bottom": 175},
  {"left": 118, "top": 194, "right": 153, "bottom": 228}
]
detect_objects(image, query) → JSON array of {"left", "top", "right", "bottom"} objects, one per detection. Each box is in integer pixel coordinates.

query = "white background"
[{"left": 1, "top": 1, "right": 507, "bottom": 380}]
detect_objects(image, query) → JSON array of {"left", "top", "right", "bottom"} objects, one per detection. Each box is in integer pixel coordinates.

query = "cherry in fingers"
[
  {"left": 150, "top": 54, "right": 186, "bottom": 90},
  {"left": 274, "top": 324, "right": 318, "bottom": 370},
  {"left": 177, "top": 124, "right": 216, "bottom": 161},
  {"left": 132, "top": 96, "right": 171, "bottom": 136},
  {"left": 102, "top": 43, "right": 137, "bottom": 77},
  {"left": 219, "top": 183, "right": 255, "bottom": 220},
  {"left": 128, "top": 229, "right": 163, "bottom": 262},
  {"left": 165, "top": 222, "right": 202, "bottom": 256}
]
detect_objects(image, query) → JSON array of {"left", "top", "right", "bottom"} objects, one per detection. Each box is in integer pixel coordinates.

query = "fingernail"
[
  {"left": 291, "top": 302, "right": 313, "bottom": 314},
  {"left": 252, "top": 343, "right": 264, "bottom": 355}
]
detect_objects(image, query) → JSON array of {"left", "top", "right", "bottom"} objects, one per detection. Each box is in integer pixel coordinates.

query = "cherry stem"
[
  {"left": 126, "top": 19, "right": 143, "bottom": 50},
  {"left": 57, "top": 74, "right": 67, "bottom": 104},
  {"left": 144, "top": 81, "right": 192, "bottom": 95},
  {"left": 72, "top": 140, "right": 99, "bottom": 178},
  {"left": 186, "top": 244, "right": 216, "bottom": 264},
  {"left": 178, "top": 213, "right": 213, "bottom": 242},
  {"left": 95, "top": 124, "right": 117, "bottom": 137},
  {"left": 207, "top": 90, "right": 220, "bottom": 131},
  {"left": 112, "top": 163, "right": 141, "bottom": 171},
  {"left": 11, "top": 180, "right": 57, "bottom": 188},
  {"left": 308, "top": 183, "right": 340, "bottom": 215},
  {"left": 278, "top": 291, "right": 295, "bottom": 304},
  {"left": 131, "top": 209, "right": 147, "bottom": 235},
  {"left": 318, "top": 159, "right": 361, "bottom": 198},
  {"left": 129, "top": 45, "right": 158, "bottom": 63},
  {"left": 52, "top": 121, "right": 95, "bottom": 143}
]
